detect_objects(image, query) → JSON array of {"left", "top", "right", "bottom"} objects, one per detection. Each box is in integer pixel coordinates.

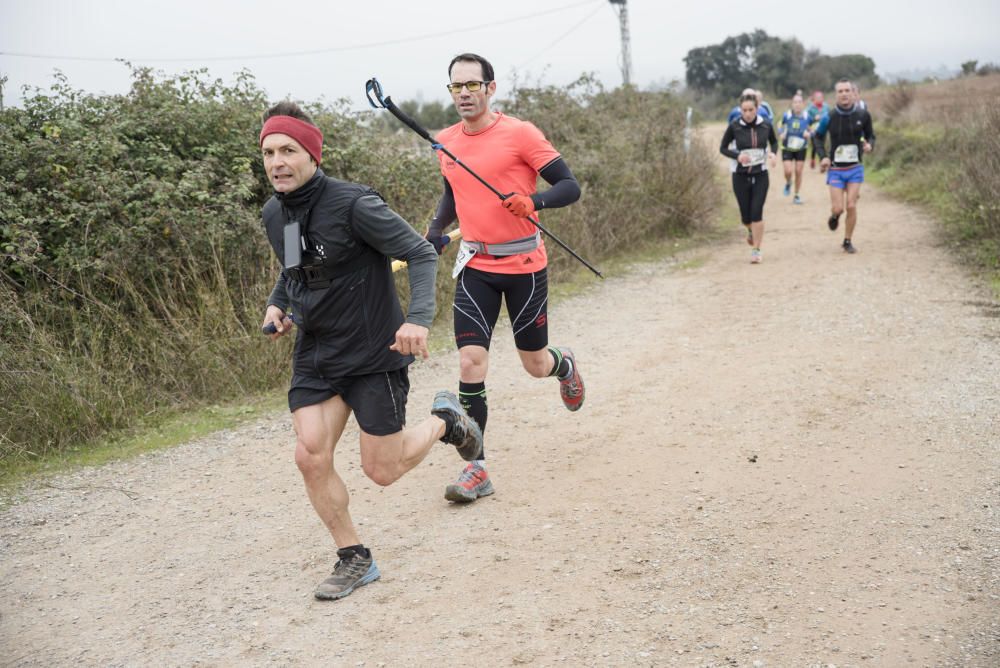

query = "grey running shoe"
[
  {"left": 314, "top": 548, "right": 381, "bottom": 601},
  {"left": 432, "top": 390, "right": 484, "bottom": 461},
  {"left": 793, "top": 194, "right": 803, "bottom": 205},
  {"left": 828, "top": 214, "right": 840, "bottom": 231},
  {"left": 444, "top": 462, "right": 495, "bottom": 503},
  {"left": 842, "top": 239, "right": 857, "bottom": 254}
]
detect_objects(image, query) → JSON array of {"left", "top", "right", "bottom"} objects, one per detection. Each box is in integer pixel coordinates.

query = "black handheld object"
[
  {"left": 262, "top": 314, "right": 296, "bottom": 335},
  {"left": 365, "top": 77, "right": 603, "bottom": 279},
  {"left": 429, "top": 234, "right": 451, "bottom": 255}
]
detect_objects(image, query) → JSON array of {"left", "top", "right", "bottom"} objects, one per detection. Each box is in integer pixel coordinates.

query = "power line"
[
  {"left": 515, "top": 3, "right": 608, "bottom": 71},
  {"left": 0, "top": 1, "right": 602, "bottom": 64}
]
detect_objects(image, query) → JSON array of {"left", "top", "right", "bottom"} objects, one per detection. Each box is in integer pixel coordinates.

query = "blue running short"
[{"left": 826, "top": 164, "right": 864, "bottom": 189}]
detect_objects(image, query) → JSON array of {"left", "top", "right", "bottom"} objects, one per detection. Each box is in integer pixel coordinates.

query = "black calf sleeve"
[
  {"left": 548, "top": 347, "right": 571, "bottom": 378},
  {"left": 459, "top": 381, "right": 487, "bottom": 458}
]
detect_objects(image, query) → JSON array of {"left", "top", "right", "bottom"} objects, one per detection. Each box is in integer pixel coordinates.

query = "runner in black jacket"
[
  {"left": 720, "top": 92, "right": 779, "bottom": 264},
  {"left": 814, "top": 78, "right": 875, "bottom": 253},
  {"left": 258, "top": 102, "right": 483, "bottom": 602}
]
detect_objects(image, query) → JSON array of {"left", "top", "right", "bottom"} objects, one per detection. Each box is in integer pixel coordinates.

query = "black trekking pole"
[{"left": 365, "top": 77, "right": 603, "bottom": 279}]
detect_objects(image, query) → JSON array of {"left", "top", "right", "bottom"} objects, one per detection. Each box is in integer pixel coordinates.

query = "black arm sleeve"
[
  {"left": 863, "top": 111, "right": 875, "bottom": 151},
  {"left": 768, "top": 124, "right": 779, "bottom": 154},
  {"left": 267, "top": 272, "right": 289, "bottom": 312},
  {"left": 720, "top": 124, "right": 739, "bottom": 159},
  {"left": 426, "top": 178, "right": 457, "bottom": 238},
  {"left": 529, "top": 158, "right": 581, "bottom": 211}
]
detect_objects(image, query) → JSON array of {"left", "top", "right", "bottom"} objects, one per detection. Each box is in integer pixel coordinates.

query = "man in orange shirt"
[{"left": 425, "top": 52, "right": 585, "bottom": 504}]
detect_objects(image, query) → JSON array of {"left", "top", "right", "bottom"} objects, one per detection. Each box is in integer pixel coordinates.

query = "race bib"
[
  {"left": 786, "top": 136, "right": 806, "bottom": 151},
  {"left": 452, "top": 241, "right": 477, "bottom": 278},
  {"left": 834, "top": 144, "right": 860, "bottom": 163},
  {"left": 739, "top": 148, "right": 766, "bottom": 167}
]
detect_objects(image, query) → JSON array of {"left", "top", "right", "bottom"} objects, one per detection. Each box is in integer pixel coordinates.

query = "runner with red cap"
[{"left": 258, "top": 101, "right": 483, "bottom": 601}]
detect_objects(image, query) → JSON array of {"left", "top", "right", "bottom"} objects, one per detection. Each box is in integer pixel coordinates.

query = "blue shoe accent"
[
  {"left": 314, "top": 555, "right": 381, "bottom": 600},
  {"left": 358, "top": 561, "right": 381, "bottom": 587}
]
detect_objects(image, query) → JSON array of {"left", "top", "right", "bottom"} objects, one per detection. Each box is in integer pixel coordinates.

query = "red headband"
[{"left": 259, "top": 115, "right": 323, "bottom": 165}]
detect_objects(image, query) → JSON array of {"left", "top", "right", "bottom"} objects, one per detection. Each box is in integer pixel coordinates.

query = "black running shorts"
[
  {"left": 288, "top": 367, "right": 410, "bottom": 436},
  {"left": 453, "top": 266, "right": 548, "bottom": 352},
  {"left": 781, "top": 150, "right": 807, "bottom": 162}
]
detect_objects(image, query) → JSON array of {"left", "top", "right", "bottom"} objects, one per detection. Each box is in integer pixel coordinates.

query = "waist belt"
[
  {"left": 461, "top": 231, "right": 541, "bottom": 257},
  {"left": 284, "top": 247, "right": 381, "bottom": 288}
]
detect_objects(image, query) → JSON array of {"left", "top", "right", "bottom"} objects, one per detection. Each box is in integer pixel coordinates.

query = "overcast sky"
[{"left": 2, "top": 0, "right": 999, "bottom": 109}]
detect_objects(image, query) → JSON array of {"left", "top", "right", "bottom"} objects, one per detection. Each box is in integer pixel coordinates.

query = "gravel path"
[{"left": 2, "top": 138, "right": 998, "bottom": 667}]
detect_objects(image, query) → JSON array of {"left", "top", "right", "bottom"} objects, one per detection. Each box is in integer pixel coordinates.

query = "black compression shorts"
[
  {"left": 782, "top": 150, "right": 807, "bottom": 162},
  {"left": 732, "top": 171, "right": 770, "bottom": 225},
  {"left": 453, "top": 266, "right": 549, "bottom": 351},
  {"left": 288, "top": 367, "right": 410, "bottom": 436}
]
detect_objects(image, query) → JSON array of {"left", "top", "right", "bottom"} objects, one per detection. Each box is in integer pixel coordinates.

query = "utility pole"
[{"left": 608, "top": 0, "right": 632, "bottom": 86}]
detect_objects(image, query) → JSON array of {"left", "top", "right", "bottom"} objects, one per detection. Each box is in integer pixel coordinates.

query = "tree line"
[{"left": 684, "top": 29, "right": 878, "bottom": 101}]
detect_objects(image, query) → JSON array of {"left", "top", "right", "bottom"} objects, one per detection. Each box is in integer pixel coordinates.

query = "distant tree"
[
  {"left": 684, "top": 30, "right": 878, "bottom": 99},
  {"left": 754, "top": 36, "right": 806, "bottom": 97},
  {"left": 802, "top": 54, "right": 879, "bottom": 92},
  {"left": 976, "top": 62, "right": 999, "bottom": 76},
  {"left": 684, "top": 30, "right": 764, "bottom": 99},
  {"left": 961, "top": 60, "right": 979, "bottom": 76}
]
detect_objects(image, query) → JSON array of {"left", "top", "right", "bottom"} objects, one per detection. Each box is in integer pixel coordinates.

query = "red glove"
[{"left": 502, "top": 193, "right": 535, "bottom": 218}]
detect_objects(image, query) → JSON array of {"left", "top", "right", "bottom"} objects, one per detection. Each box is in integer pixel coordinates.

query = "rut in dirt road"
[{"left": 2, "top": 140, "right": 998, "bottom": 667}]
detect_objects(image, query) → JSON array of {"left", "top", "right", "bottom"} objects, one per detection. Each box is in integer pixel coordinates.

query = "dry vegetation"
[
  {"left": 864, "top": 73, "right": 1000, "bottom": 122},
  {"left": 863, "top": 74, "right": 1000, "bottom": 281}
]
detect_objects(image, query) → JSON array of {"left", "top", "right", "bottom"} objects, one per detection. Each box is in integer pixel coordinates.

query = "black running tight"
[{"left": 732, "top": 171, "right": 769, "bottom": 224}]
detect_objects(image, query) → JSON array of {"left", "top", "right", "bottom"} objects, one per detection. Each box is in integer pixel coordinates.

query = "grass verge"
[{"left": 0, "top": 394, "right": 285, "bottom": 496}]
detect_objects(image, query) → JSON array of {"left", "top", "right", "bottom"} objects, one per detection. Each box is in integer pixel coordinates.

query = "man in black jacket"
[
  {"left": 814, "top": 79, "right": 875, "bottom": 253},
  {"left": 258, "top": 101, "right": 483, "bottom": 601}
]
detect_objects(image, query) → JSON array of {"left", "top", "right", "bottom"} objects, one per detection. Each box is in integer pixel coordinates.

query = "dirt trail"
[{"left": 2, "top": 132, "right": 998, "bottom": 667}]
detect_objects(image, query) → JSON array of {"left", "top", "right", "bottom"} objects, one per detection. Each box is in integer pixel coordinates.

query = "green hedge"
[{"left": 0, "top": 69, "right": 718, "bottom": 461}]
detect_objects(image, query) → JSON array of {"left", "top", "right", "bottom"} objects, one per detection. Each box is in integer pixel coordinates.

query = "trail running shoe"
[
  {"left": 842, "top": 239, "right": 857, "bottom": 254},
  {"left": 556, "top": 347, "right": 585, "bottom": 412},
  {"left": 314, "top": 548, "right": 381, "bottom": 601},
  {"left": 431, "top": 390, "right": 483, "bottom": 461},
  {"left": 793, "top": 194, "right": 803, "bottom": 205},
  {"left": 783, "top": 182, "right": 791, "bottom": 196},
  {"left": 444, "top": 462, "right": 495, "bottom": 503},
  {"left": 828, "top": 214, "right": 840, "bottom": 231},
  {"left": 751, "top": 248, "right": 762, "bottom": 264}
]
